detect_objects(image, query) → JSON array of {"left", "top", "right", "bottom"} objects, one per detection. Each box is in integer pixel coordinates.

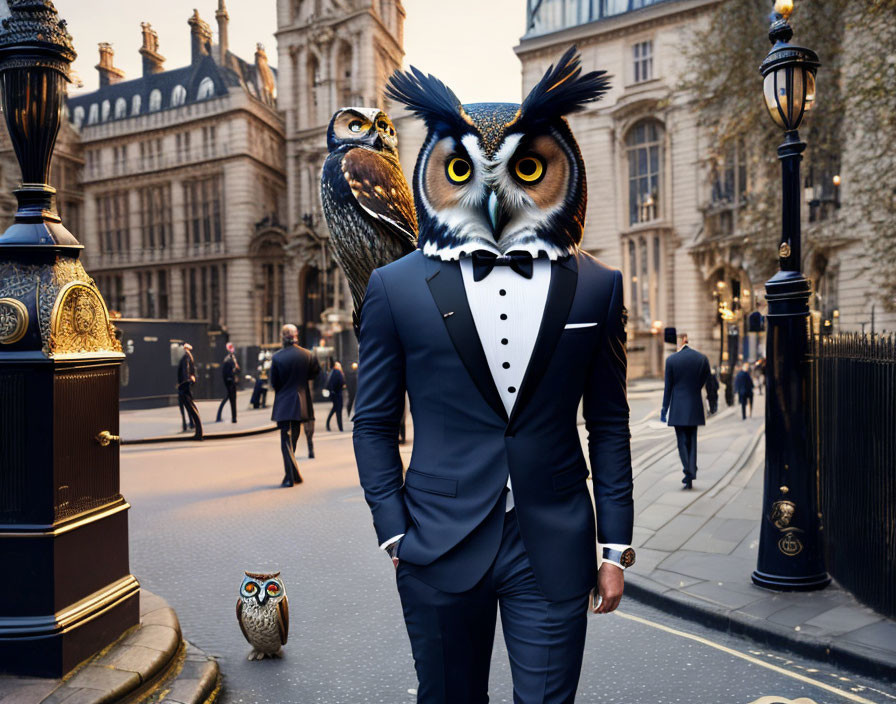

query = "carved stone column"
[{"left": 0, "top": 1, "right": 139, "bottom": 677}]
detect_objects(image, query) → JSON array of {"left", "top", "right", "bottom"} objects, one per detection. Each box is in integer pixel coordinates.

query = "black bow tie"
[{"left": 471, "top": 251, "right": 534, "bottom": 282}]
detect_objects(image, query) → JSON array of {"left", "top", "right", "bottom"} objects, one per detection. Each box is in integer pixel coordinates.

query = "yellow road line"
[{"left": 614, "top": 610, "right": 878, "bottom": 704}]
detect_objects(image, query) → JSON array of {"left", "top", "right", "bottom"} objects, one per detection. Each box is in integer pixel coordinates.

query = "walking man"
[
  {"left": 734, "top": 363, "right": 754, "bottom": 420},
  {"left": 177, "top": 342, "right": 203, "bottom": 440},
  {"left": 705, "top": 367, "right": 720, "bottom": 415},
  {"left": 215, "top": 342, "right": 240, "bottom": 423},
  {"left": 661, "top": 332, "right": 710, "bottom": 489},
  {"left": 270, "top": 324, "right": 320, "bottom": 487},
  {"left": 325, "top": 361, "right": 346, "bottom": 432}
]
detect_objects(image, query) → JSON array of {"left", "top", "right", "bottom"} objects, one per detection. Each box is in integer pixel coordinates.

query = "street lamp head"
[{"left": 760, "top": 1, "right": 819, "bottom": 132}]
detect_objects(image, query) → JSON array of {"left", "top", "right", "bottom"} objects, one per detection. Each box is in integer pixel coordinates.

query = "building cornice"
[{"left": 515, "top": 0, "right": 721, "bottom": 57}]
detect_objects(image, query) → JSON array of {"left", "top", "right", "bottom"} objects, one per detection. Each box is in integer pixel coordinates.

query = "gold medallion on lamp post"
[{"left": 0, "top": 297, "right": 28, "bottom": 344}]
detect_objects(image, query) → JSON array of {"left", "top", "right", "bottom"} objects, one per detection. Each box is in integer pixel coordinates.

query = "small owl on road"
[{"left": 236, "top": 571, "right": 289, "bottom": 661}]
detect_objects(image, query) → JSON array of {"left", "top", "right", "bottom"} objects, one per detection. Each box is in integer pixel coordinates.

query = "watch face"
[{"left": 620, "top": 548, "right": 636, "bottom": 568}]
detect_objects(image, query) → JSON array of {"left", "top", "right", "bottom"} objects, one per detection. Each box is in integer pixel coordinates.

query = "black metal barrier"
[{"left": 808, "top": 330, "right": 896, "bottom": 618}]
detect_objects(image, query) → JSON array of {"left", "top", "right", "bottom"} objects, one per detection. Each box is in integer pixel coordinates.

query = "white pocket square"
[{"left": 564, "top": 322, "right": 598, "bottom": 329}]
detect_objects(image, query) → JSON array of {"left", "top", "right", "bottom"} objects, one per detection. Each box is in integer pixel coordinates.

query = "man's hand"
[
  {"left": 660, "top": 411, "right": 667, "bottom": 423},
  {"left": 591, "top": 563, "right": 624, "bottom": 614}
]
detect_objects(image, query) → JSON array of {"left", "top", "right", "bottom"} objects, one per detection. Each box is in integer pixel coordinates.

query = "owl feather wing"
[
  {"left": 236, "top": 599, "right": 250, "bottom": 644},
  {"left": 277, "top": 595, "right": 289, "bottom": 645},
  {"left": 340, "top": 147, "right": 418, "bottom": 248}
]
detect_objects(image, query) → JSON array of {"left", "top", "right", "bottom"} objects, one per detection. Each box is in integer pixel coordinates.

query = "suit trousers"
[
  {"left": 278, "top": 420, "right": 303, "bottom": 483},
  {"left": 216, "top": 381, "right": 237, "bottom": 422},
  {"left": 396, "top": 509, "right": 589, "bottom": 704},
  {"left": 178, "top": 385, "right": 203, "bottom": 438},
  {"left": 674, "top": 426, "right": 698, "bottom": 479}
]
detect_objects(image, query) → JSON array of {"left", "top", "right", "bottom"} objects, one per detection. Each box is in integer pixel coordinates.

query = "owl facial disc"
[{"left": 386, "top": 46, "right": 609, "bottom": 261}]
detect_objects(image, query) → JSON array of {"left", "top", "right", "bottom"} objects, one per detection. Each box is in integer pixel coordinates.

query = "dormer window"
[
  {"left": 101, "top": 99, "right": 111, "bottom": 121},
  {"left": 197, "top": 77, "right": 215, "bottom": 100},
  {"left": 114, "top": 97, "right": 127, "bottom": 119},
  {"left": 88, "top": 103, "right": 99, "bottom": 124},
  {"left": 132, "top": 94, "right": 141, "bottom": 115},
  {"left": 172, "top": 84, "right": 187, "bottom": 107},
  {"left": 149, "top": 89, "right": 162, "bottom": 111},
  {"left": 73, "top": 106, "right": 85, "bottom": 128}
]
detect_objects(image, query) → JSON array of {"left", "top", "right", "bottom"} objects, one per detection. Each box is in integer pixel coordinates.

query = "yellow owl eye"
[
  {"left": 244, "top": 583, "right": 257, "bottom": 593},
  {"left": 446, "top": 157, "right": 472, "bottom": 184},
  {"left": 266, "top": 583, "right": 280, "bottom": 596},
  {"left": 514, "top": 156, "right": 545, "bottom": 184}
]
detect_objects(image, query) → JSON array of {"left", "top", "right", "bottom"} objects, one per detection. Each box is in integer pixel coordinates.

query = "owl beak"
[
  {"left": 486, "top": 189, "right": 509, "bottom": 238},
  {"left": 257, "top": 593, "right": 268, "bottom": 606}
]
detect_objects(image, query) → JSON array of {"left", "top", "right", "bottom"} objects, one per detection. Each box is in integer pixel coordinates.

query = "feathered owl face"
[
  {"left": 326, "top": 107, "right": 399, "bottom": 157},
  {"left": 240, "top": 571, "right": 286, "bottom": 606},
  {"left": 385, "top": 46, "right": 609, "bottom": 260}
]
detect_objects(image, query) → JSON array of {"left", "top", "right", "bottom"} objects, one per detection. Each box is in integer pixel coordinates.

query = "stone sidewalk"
[{"left": 612, "top": 392, "right": 896, "bottom": 680}]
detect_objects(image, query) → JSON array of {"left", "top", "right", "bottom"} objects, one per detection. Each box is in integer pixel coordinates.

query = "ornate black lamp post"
[
  {"left": 0, "top": 1, "right": 139, "bottom": 676},
  {"left": 751, "top": 0, "right": 830, "bottom": 591}
]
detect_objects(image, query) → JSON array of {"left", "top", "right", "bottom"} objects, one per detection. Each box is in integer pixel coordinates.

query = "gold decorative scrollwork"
[
  {"left": 779, "top": 241, "right": 792, "bottom": 259},
  {"left": 0, "top": 297, "right": 28, "bottom": 344},
  {"left": 48, "top": 282, "right": 122, "bottom": 356},
  {"left": 778, "top": 528, "right": 804, "bottom": 556},
  {"left": 770, "top": 500, "right": 796, "bottom": 529}
]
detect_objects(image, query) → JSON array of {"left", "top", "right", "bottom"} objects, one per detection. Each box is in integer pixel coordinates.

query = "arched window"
[
  {"left": 625, "top": 119, "right": 664, "bottom": 225},
  {"left": 101, "top": 99, "right": 111, "bottom": 121},
  {"left": 72, "top": 106, "right": 85, "bottom": 128},
  {"left": 149, "top": 89, "right": 162, "bottom": 112},
  {"left": 132, "top": 94, "right": 141, "bottom": 115},
  {"left": 171, "top": 84, "right": 187, "bottom": 107},
  {"left": 114, "top": 97, "right": 127, "bottom": 119},
  {"left": 197, "top": 76, "right": 215, "bottom": 100},
  {"left": 88, "top": 103, "right": 99, "bottom": 124},
  {"left": 335, "top": 42, "right": 352, "bottom": 106}
]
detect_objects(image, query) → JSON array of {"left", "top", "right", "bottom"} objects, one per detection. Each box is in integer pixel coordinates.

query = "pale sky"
[{"left": 58, "top": 0, "right": 525, "bottom": 103}]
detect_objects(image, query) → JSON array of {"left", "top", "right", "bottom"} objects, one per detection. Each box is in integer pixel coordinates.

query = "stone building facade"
[
  {"left": 276, "top": 0, "right": 409, "bottom": 358},
  {"left": 517, "top": 0, "right": 895, "bottom": 378},
  {"left": 65, "top": 2, "right": 287, "bottom": 349}
]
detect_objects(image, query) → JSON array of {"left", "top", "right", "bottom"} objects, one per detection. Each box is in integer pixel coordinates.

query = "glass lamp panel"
[
  {"left": 803, "top": 70, "right": 816, "bottom": 113},
  {"left": 763, "top": 71, "right": 786, "bottom": 128},
  {"left": 790, "top": 67, "right": 806, "bottom": 127}
]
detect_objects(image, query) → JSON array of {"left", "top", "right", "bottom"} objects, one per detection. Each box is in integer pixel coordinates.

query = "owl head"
[
  {"left": 385, "top": 46, "right": 608, "bottom": 260},
  {"left": 326, "top": 107, "right": 399, "bottom": 157},
  {"left": 239, "top": 571, "right": 286, "bottom": 606}
]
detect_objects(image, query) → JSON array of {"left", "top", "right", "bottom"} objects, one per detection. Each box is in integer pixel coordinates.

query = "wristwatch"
[{"left": 603, "top": 546, "right": 636, "bottom": 569}]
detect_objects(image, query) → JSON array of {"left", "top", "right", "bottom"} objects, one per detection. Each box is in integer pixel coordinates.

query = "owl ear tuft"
[
  {"left": 518, "top": 45, "right": 610, "bottom": 126},
  {"left": 385, "top": 66, "right": 469, "bottom": 132}
]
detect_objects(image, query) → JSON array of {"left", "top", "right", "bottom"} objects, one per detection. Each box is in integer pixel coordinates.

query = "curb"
[
  {"left": 0, "top": 591, "right": 220, "bottom": 704},
  {"left": 625, "top": 576, "right": 896, "bottom": 682},
  {"left": 122, "top": 423, "right": 278, "bottom": 445}
]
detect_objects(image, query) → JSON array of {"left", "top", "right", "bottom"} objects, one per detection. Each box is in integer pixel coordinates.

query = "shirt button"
[
  {"left": 500, "top": 314, "right": 507, "bottom": 320},
  {"left": 502, "top": 362, "right": 510, "bottom": 369},
  {"left": 501, "top": 338, "right": 508, "bottom": 345},
  {"left": 508, "top": 386, "right": 516, "bottom": 393},
  {"left": 499, "top": 289, "right": 506, "bottom": 296}
]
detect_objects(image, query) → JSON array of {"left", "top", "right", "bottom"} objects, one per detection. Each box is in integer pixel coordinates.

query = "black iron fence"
[{"left": 807, "top": 330, "right": 896, "bottom": 619}]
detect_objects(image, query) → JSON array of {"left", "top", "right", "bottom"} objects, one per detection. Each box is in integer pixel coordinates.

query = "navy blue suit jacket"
[
  {"left": 352, "top": 250, "right": 633, "bottom": 602},
  {"left": 270, "top": 344, "right": 321, "bottom": 423},
  {"left": 734, "top": 370, "right": 754, "bottom": 397},
  {"left": 661, "top": 346, "right": 711, "bottom": 427}
]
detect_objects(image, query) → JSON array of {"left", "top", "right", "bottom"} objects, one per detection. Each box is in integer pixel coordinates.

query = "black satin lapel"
[
  {"left": 508, "top": 254, "right": 579, "bottom": 429},
  {"left": 426, "top": 259, "right": 509, "bottom": 423}
]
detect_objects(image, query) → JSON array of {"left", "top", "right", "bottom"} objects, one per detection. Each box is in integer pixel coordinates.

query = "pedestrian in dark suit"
[
  {"left": 734, "top": 363, "right": 754, "bottom": 420},
  {"left": 215, "top": 342, "right": 240, "bottom": 423},
  {"left": 270, "top": 324, "right": 321, "bottom": 487},
  {"left": 345, "top": 362, "right": 358, "bottom": 419},
  {"left": 706, "top": 367, "right": 720, "bottom": 415},
  {"left": 661, "top": 333, "right": 710, "bottom": 489},
  {"left": 325, "top": 361, "right": 346, "bottom": 432},
  {"left": 249, "top": 371, "right": 268, "bottom": 409},
  {"left": 177, "top": 343, "right": 203, "bottom": 440}
]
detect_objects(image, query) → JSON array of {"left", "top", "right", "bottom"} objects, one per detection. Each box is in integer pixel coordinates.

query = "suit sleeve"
[
  {"left": 309, "top": 354, "right": 321, "bottom": 383},
  {"left": 662, "top": 355, "right": 673, "bottom": 419},
  {"left": 352, "top": 269, "right": 408, "bottom": 545},
  {"left": 270, "top": 358, "right": 281, "bottom": 391},
  {"left": 583, "top": 270, "right": 633, "bottom": 546}
]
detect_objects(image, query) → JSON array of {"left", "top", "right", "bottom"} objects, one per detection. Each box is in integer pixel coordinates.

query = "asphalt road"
[{"left": 121, "top": 414, "right": 894, "bottom": 704}]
